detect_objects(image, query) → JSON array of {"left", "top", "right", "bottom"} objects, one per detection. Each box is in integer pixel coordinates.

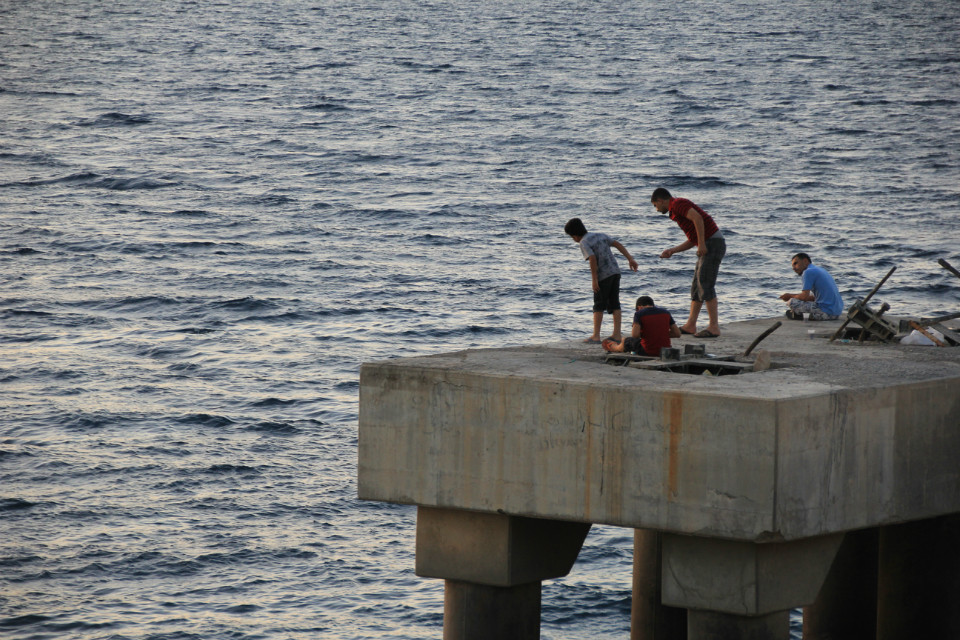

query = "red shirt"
[
  {"left": 668, "top": 198, "right": 719, "bottom": 244},
  {"left": 634, "top": 307, "right": 676, "bottom": 356}
]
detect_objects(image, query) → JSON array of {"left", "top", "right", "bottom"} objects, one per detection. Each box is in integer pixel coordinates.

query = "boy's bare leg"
[
  {"left": 603, "top": 337, "right": 627, "bottom": 352},
  {"left": 585, "top": 311, "right": 603, "bottom": 342},
  {"left": 610, "top": 310, "right": 622, "bottom": 341}
]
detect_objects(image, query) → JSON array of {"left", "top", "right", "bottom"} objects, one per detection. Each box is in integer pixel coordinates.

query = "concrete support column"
[
  {"left": 415, "top": 507, "right": 591, "bottom": 640},
  {"left": 802, "top": 528, "right": 878, "bottom": 640},
  {"left": 443, "top": 579, "right": 540, "bottom": 640},
  {"left": 687, "top": 610, "right": 789, "bottom": 640},
  {"left": 877, "top": 514, "right": 960, "bottom": 640},
  {"left": 632, "top": 529, "right": 686, "bottom": 640}
]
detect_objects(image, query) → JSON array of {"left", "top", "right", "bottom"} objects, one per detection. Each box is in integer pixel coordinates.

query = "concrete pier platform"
[{"left": 358, "top": 317, "right": 960, "bottom": 639}]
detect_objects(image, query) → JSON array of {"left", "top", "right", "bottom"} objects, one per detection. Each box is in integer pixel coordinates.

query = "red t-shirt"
[
  {"left": 668, "top": 198, "right": 719, "bottom": 244},
  {"left": 634, "top": 307, "right": 676, "bottom": 356}
]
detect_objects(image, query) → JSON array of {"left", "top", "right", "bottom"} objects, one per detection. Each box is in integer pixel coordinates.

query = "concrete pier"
[{"left": 358, "top": 317, "right": 960, "bottom": 639}]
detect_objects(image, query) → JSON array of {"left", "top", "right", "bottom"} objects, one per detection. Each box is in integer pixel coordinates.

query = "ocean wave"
[
  {"left": 171, "top": 326, "right": 221, "bottom": 334},
  {"left": 386, "top": 191, "right": 434, "bottom": 199},
  {"left": 70, "top": 295, "right": 185, "bottom": 313},
  {"left": 410, "top": 233, "right": 467, "bottom": 246},
  {"left": 640, "top": 175, "right": 742, "bottom": 189},
  {"left": 175, "top": 414, "right": 235, "bottom": 428},
  {"left": 75, "top": 112, "right": 152, "bottom": 127},
  {"left": 0, "top": 332, "right": 60, "bottom": 344},
  {"left": 246, "top": 421, "right": 300, "bottom": 434},
  {"left": 2, "top": 172, "right": 177, "bottom": 190},
  {"left": 137, "top": 345, "right": 193, "bottom": 359},
  {"left": 95, "top": 176, "right": 179, "bottom": 190},
  {"left": 62, "top": 413, "right": 127, "bottom": 430},
  {"left": 0, "top": 497, "right": 37, "bottom": 511},
  {"left": 0, "top": 307, "right": 54, "bottom": 318},
  {"left": 167, "top": 209, "right": 213, "bottom": 217},
  {"left": 395, "top": 325, "right": 511, "bottom": 338},
  {"left": 0, "top": 614, "right": 51, "bottom": 628},
  {"left": 0, "top": 554, "right": 43, "bottom": 568},
  {"left": 302, "top": 100, "right": 350, "bottom": 111},
  {"left": 211, "top": 297, "right": 280, "bottom": 312},
  {"left": 249, "top": 398, "right": 300, "bottom": 408},
  {"left": 246, "top": 193, "right": 296, "bottom": 205},
  {"left": 907, "top": 98, "right": 958, "bottom": 107},
  {"left": 0, "top": 151, "right": 67, "bottom": 167},
  {"left": 204, "top": 463, "right": 261, "bottom": 474}
]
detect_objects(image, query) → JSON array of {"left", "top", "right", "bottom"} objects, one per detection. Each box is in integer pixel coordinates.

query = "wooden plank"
[
  {"left": 830, "top": 266, "right": 897, "bottom": 342},
  {"left": 930, "top": 323, "right": 960, "bottom": 347},
  {"left": 939, "top": 258, "right": 960, "bottom": 281},
  {"left": 918, "top": 311, "right": 960, "bottom": 326}
]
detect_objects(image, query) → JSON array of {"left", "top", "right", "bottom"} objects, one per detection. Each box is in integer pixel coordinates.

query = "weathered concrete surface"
[
  {"left": 415, "top": 506, "right": 590, "bottom": 587},
  {"left": 660, "top": 532, "right": 843, "bottom": 614},
  {"left": 359, "top": 317, "right": 960, "bottom": 542}
]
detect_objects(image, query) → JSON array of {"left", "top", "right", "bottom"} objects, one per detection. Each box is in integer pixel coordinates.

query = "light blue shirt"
[
  {"left": 802, "top": 264, "right": 843, "bottom": 316},
  {"left": 579, "top": 232, "right": 620, "bottom": 281}
]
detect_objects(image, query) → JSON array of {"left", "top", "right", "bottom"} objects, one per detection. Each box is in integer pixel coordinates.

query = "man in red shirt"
[
  {"left": 602, "top": 296, "right": 682, "bottom": 356},
  {"left": 651, "top": 187, "right": 726, "bottom": 338}
]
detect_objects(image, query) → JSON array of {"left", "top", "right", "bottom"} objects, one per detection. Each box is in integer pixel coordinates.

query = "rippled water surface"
[{"left": 2, "top": 1, "right": 959, "bottom": 638}]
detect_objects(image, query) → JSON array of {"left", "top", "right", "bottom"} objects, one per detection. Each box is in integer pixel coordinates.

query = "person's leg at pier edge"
[
  {"left": 704, "top": 297, "right": 719, "bottom": 335},
  {"left": 681, "top": 300, "right": 701, "bottom": 335}
]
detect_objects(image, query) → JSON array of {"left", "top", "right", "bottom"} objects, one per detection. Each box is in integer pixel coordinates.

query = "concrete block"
[
  {"left": 776, "top": 379, "right": 960, "bottom": 538},
  {"left": 359, "top": 318, "right": 960, "bottom": 541},
  {"left": 415, "top": 506, "right": 590, "bottom": 587},
  {"left": 359, "top": 317, "right": 960, "bottom": 632},
  {"left": 661, "top": 533, "right": 843, "bottom": 615},
  {"left": 360, "top": 362, "right": 783, "bottom": 538}
]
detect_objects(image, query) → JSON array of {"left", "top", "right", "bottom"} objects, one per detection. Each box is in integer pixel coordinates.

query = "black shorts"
[
  {"left": 593, "top": 274, "right": 621, "bottom": 313},
  {"left": 622, "top": 336, "right": 645, "bottom": 355}
]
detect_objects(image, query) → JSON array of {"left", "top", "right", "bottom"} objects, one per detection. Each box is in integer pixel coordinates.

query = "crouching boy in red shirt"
[{"left": 602, "top": 296, "right": 682, "bottom": 356}]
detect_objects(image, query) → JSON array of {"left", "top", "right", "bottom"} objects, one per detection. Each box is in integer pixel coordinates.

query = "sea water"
[{"left": 2, "top": 1, "right": 958, "bottom": 638}]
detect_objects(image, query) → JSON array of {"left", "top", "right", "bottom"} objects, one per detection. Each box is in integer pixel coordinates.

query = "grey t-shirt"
[{"left": 579, "top": 232, "right": 620, "bottom": 281}]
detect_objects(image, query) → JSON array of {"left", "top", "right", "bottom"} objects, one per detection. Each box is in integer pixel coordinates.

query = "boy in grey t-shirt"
[{"left": 564, "top": 217, "right": 639, "bottom": 343}]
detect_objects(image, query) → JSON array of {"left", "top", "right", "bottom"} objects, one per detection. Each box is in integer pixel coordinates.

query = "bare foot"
[{"left": 602, "top": 339, "right": 621, "bottom": 352}]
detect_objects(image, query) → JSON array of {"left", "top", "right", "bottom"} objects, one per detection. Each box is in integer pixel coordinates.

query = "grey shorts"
[
  {"left": 691, "top": 236, "right": 726, "bottom": 302},
  {"left": 788, "top": 298, "right": 840, "bottom": 321}
]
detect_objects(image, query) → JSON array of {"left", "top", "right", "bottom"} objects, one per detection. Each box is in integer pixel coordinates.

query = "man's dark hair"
[
  {"left": 636, "top": 295, "right": 655, "bottom": 307},
  {"left": 651, "top": 187, "right": 672, "bottom": 202},
  {"left": 564, "top": 218, "right": 588, "bottom": 237},
  {"left": 792, "top": 252, "right": 812, "bottom": 262}
]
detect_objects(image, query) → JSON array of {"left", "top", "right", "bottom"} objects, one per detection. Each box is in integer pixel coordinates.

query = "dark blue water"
[{"left": 2, "top": 1, "right": 958, "bottom": 638}]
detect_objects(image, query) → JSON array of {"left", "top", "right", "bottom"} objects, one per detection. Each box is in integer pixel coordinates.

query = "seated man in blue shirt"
[{"left": 779, "top": 253, "right": 844, "bottom": 320}]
